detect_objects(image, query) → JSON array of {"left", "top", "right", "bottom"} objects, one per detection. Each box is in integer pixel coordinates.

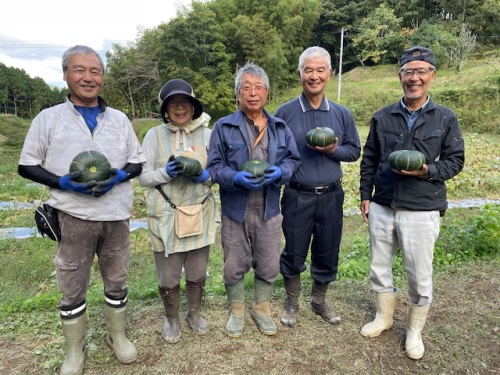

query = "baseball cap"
[{"left": 399, "top": 46, "right": 436, "bottom": 67}]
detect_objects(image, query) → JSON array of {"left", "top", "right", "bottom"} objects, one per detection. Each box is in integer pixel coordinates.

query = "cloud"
[{"left": 0, "top": 0, "right": 192, "bottom": 87}]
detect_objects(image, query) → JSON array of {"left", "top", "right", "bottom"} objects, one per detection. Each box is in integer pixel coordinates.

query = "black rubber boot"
[
  {"left": 281, "top": 275, "right": 300, "bottom": 327},
  {"left": 311, "top": 280, "right": 341, "bottom": 325}
]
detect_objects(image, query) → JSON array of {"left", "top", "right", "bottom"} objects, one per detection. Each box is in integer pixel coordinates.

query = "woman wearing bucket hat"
[{"left": 138, "top": 79, "right": 219, "bottom": 343}]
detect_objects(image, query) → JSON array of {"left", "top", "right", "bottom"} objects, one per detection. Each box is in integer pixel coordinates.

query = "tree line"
[
  {"left": 0, "top": 63, "right": 67, "bottom": 118},
  {"left": 2, "top": 0, "right": 498, "bottom": 121}
]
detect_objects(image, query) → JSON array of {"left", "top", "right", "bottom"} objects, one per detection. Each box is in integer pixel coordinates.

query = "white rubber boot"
[
  {"left": 405, "top": 304, "right": 430, "bottom": 360},
  {"left": 360, "top": 292, "right": 397, "bottom": 337}
]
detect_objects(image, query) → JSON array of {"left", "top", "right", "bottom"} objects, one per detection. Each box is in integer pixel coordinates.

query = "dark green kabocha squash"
[
  {"left": 388, "top": 150, "right": 426, "bottom": 171},
  {"left": 239, "top": 158, "right": 270, "bottom": 177},
  {"left": 69, "top": 150, "right": 112, "bottom": 182},
  {"left": 306, "top": 127, "right": 336, "bottom": 147},
  {"left": 175, "top": 156, "right": 203, "bottom": 177}
]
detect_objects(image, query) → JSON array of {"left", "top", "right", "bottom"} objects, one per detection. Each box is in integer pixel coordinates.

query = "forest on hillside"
[{"left": 1, "top": 0, "right": 499, "bottom": 120}]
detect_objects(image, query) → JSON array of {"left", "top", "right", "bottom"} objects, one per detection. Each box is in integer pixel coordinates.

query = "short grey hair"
[
  {"left": 298, "top": 46, "right": 332, "bottom": 72},
  {"left": 62, "top": 45, "right": 105, "bottom": 73},
  {"left": 234, "top": 62, "right": 269, "bottom": 97}
]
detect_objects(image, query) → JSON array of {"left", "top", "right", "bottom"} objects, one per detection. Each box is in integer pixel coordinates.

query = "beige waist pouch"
[{"left": 175, "top": 204, "right": 203, "bottom": 238}]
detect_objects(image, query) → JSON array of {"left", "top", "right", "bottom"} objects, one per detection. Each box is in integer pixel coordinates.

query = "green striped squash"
[
  {"left": 175, "top": 156, "right": 203, "bottom": 177},
  {"left": 306, "top": 127, "right": 336, "bottom": 147},
  {"left": 388, "top": 150, "right": 426, "bottom": 171},
  {"left": 69, "top": 150, "right": 112, "bottom": 182},
  {"left": 240, "top": 158, "right": 270, "bottom": 177}
]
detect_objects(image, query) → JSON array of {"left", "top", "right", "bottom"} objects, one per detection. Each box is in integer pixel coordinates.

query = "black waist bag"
[{"left": 35, "top": 204, "right": 61, "bottom": 241}]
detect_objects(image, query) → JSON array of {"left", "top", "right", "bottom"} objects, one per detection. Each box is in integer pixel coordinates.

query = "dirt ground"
[{"left": 1, "top": 259, "right": 499, "bottom": 375}]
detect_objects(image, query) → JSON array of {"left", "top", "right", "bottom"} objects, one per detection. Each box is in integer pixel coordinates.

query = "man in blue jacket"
[
  {"left": 359, "top": 46, "right": 465, "bottom": 359},
  {"left": 207, "top": 62, "right": 300, "bottom": 338}
]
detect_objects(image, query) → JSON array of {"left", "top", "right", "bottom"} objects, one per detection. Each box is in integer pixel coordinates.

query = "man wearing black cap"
[{"left": 359, "top": 46, "right": 465, "bottom": 359}]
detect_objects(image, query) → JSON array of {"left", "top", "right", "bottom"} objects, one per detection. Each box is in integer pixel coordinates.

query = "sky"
[{"left": 0, "top": 0, "right": 192, "bottom": 88}]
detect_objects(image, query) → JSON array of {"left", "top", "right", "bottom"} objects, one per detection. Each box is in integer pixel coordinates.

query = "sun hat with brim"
[
  {"left": 399, "top": 46, "right": 436, "bottom": 67},
  {"left": 158, "top": 79, "right": 203, "bottom": 122}
]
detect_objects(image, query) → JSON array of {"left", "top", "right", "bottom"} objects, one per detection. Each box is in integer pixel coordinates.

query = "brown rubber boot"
[
  {"left": 280, "top": 275, "right": 300, "bottom": 327},
  {"left": 311, "top": 280, "right": 341, "bottom": 325},
  {"left": 185, "top": 280, "right": 209, "bottom": 335},
  {"left": 159, "top": 285, "right": 181, "bottom": 343}
]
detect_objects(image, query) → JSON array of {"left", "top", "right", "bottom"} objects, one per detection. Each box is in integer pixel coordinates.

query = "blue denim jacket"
[{"left": 207, "top": 109, "right": 301, "bottom": 222}]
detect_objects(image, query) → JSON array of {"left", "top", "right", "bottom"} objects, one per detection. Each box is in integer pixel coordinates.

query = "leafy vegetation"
[
  {"left": 0, "top": 203, "right": 498, "bottom": 317},
  {"left": 437, "top": 204, "right": 500, "bottom": 260},
  {"left": 104, "top": 0, "right": 499, "bottom": 120},
  {"left": 338, "top": 204, "right": 500, "bottom": 280},
  {"left": 2, "top": 0, "right": 499, "bottom": 126}
]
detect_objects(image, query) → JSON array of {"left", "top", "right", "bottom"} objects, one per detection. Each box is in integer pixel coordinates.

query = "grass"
[
  {"left": 0, "top": 52, "right": 499, "bottom": 374},
  {"left": 1, "top": 224, "right": 499, "bottom": 374},
  {"left": 0, "top": 206, "right": 500, "bottom": 317}
]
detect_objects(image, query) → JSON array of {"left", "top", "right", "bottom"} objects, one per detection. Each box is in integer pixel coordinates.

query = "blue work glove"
[
  {"left": 59, "top": 172, "right": 96, "bottom": 194},
  {"left": 264, "top": 166, "right": 282, "bottom": 185},
  {"left": 191, "top": 169, "right": 210, "bottom": 184},
  {"left": 234, "top": 171, "right": 264, "bottom": 190},
  {"left": 92, "top": 168, "right": 128, "bottom": 197},
  {"left": 166, "top": 155, "right": 182, "bottom": 178}
]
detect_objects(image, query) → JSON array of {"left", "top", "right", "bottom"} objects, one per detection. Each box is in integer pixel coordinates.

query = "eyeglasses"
[
  {"left": 400, "top": 67, "right": 435, "bottom": 77},
  {"left": 167, "top": 98, "right": 192, "bottom": 108},
  {"left": 242, "top": 84, "right": 267, "bottom": 93}
]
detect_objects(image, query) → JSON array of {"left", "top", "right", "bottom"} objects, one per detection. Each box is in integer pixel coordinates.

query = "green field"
[{"left": 0, "top": 54, "right": 499, "bottom": 374}]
